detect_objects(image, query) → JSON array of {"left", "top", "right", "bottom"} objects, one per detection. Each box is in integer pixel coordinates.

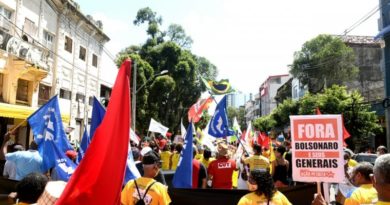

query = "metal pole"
[
  {"left": 132, "top": 60, "right": 137, "bottom": 131},
  {"left": 380, "top": 0, "right": 390, "bottom": 149}
]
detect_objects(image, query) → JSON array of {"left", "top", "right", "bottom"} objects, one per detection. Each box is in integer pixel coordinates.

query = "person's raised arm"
[{"left": 0, "top": 132, "right": 11, "bottom": 160}]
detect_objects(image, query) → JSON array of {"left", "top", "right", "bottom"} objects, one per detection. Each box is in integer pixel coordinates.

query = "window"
[
  {"left": 38, "top": 84, "right": 51, "bottom": 105},
  {"left": 43, "top": 31, "right": 55, "bottom": 57},
  {"left": 16, "top": 79, "right": 29, "bottom": 104},
  {"left": 79, "top": 46, "right": 86, "bottom": 61},
  {"left": 88, "top": 96, "right": 93, "bottom": 106},
  {"left": 76, "top": 93, "right": 85, "bottom": 103},
  {"left": 64, "top": 36, "right": 73, "bottom": 53},
  {"left": 23, "top": 18, "right": 38, "bottom": 39},
  {"left": 60, "top": 88, "right": 71, "bottom": 100},
  {"left": 0, "top": 6, "right": 12, "bottom": 31},
  {"left": 92, "top": 54, "right": 98, "bottom": 67}
]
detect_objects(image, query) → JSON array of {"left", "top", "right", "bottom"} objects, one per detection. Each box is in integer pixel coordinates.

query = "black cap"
[{"left": 142, "top": 151, "right": 161, "bottom": 165}]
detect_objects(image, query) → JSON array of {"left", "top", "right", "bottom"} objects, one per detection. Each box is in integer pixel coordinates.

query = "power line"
[{"left": 342, "top": 5, "right": 380, "bottom": 35}]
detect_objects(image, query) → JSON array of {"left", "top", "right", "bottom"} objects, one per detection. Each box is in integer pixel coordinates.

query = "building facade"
[
  {"left": 0, "top": 0, "right": 115, "bottom": 148},
  {"left": 259, "top": 74, "right": 290, "bottom": 116}
]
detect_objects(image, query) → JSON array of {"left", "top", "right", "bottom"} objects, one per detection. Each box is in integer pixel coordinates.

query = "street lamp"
[{"left": 132, "top": 65, "right": 169, "bottom": 131}]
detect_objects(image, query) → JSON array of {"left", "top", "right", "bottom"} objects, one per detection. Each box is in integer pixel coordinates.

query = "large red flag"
[
  {"left": 315, "top": 107, "right": 350, "bottom": 145},
  {"left": 57, "top": 60, "right": 132, "bottom": 205},
  {"left": 188, "top": 97, "right": 213, "bottom": 123}
]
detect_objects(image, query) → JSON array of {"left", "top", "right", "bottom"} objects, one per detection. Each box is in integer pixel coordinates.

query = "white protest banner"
[
  {"left": 148, "top": 118, "right": 169, "bottom": 136},
  {"left": 290, "top": 115, "right": 344, "bottom": 183}
]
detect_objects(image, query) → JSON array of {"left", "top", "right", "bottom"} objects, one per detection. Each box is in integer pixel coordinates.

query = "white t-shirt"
[{"left": 3, "top": 160, "right": 17, "bottom": 180}]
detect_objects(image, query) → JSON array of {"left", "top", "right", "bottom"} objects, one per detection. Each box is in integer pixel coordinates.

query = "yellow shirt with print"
[
  {"left": 344, "top": 184, "right": 377, "bottom": 205},
  {"left": 195, "top": 153, "right": 203, "bottom": 160},
  {"left": 244, "top": 155, "right": 270, "bottom": 171},
  {"left": 160, "top": 151, "right": 172, "bottom": 170},
  {"left": 171, "top": 153, "right": 180, "bottom": 170},
  {"left": 237, "top": 191, "right": 292, "bottom": 205},
  {"left": 121, "top": 177, "right": 171, "bottom": 205}
]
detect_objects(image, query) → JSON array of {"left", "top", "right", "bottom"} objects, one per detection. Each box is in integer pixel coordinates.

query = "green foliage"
[
  {"left": 167, "top": 24, "right": 193, "bottom": 49},
  {"left": 117, "top": 8, "right": 218, "bottom": 134},
  {"left": 290, "top": 34, "right": 358, "bottom": 93},
  {"left": 253, "top": 115, "right": 276, "bottom": 132},
  {"left": 252, "top": 85, "right": 382, "bottom": 150}
]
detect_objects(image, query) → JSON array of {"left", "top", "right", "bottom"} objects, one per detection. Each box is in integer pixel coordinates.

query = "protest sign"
[{"left": 290, "top": 115, "right": 344, "bottom": 183}]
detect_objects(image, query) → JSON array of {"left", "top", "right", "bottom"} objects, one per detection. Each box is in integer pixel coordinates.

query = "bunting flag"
[
  {"left": 315, "top": 107, "right": 350, "bottom": 146},
  {"left": 188, "top": 97, "right": 213, "bottom": 123},
  {"left": 208, "top": 96, "right": 234, "bottom": 138},
  {"left": 57, "top": 59, "right": 132, "bottom": 205},
  {"left": 148, "top": 118, "right": 169, "bottom": 136},
  {"left": 27, "top": 96, "right": 74, "bottom": 173},
  {"left": 201, "top": 77, "right": 235, "bottom": 95},
  {"left": 172, "top": 123, "right": 194, "bottom": 188}
]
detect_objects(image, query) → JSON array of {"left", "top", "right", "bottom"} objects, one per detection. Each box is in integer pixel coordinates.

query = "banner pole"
[{"left": 317, "top": 182, "right": 321, "bottom": 195}]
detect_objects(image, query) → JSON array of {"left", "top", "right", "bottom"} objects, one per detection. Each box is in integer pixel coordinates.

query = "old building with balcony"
[{"left": 0, "top": 0, "right": 115, "bottom": 147}]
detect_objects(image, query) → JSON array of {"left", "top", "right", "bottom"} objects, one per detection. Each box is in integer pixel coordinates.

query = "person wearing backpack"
[{"left": 121, "top": 151, "right": 171, "bottom": 205}]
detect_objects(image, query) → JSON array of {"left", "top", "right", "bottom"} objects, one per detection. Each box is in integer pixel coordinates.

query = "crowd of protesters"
[{"left": 1, "top": 129, "right": 390, "bottom": 205}]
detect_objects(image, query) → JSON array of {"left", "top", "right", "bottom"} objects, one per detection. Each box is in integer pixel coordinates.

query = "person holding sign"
[
  {"left": 344, "top": 162, "right": 378, "bottom": 205},
  {"left": 237, "top": 169, "right": 292, "bottom": 205}
]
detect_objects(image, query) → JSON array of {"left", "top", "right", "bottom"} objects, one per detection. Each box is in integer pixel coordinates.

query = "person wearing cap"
[
  {"left": 207, "top": 141, "right": 237, "bottom": 189},
  {"left": 121, "top": 151, "right": 171, "bottom": 205}
]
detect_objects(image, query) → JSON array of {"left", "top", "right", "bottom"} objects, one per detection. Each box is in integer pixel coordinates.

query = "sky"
[{"left": 76, "top": 0, "right": 380, "bottom": 95}]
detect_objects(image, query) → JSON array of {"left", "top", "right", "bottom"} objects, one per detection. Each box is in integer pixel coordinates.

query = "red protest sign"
[{"left": 290, "top": 115, "right": 344, "bottom": 183}]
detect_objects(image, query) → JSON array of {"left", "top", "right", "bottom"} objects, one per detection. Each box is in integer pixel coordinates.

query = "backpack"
[{"left": 134, "top": 180, "right": 157, "bottom": 205}]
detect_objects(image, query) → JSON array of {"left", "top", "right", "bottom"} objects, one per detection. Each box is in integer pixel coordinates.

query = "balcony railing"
[{"left": 0, "top": 16, "right": 50, "bottom": 71}]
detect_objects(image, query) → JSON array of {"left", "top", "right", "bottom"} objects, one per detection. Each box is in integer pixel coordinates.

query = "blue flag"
[
  {"left": 89, "top": 97, "right": 106, "bottom": 142},
  {"left": 51, "top": 140, "right": 77, "bottom": 181},
  {"left": 208, "top": 96, "right": 234, "bottom": 138},
  {"left": 123, "top": 145, "right": 141, "bottom": 185},
  {"left": 76, "top": 126, "right": 89, "bottom": 164},
  {"left": 27, "top": 96, "right": 74, "bottom": 173},
  {"left": 172, "top": 123, "right": 193, "bottom": 188}
]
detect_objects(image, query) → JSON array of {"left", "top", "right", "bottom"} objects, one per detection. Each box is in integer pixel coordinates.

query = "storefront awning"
[{"left": 0, "top": 102, "right": 70, "bottom": 123}]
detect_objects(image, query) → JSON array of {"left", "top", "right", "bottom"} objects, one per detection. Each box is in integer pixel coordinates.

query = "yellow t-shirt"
[
  {"left": 160, "top": 151, "right": 172, "bottom": 170},
  {"left": 348, "top": 159, "right": 358, "bottom": 168},
  {"left": 377, "top": 201, "right": 390, "bottom": 205},
  {"left": 121, "top": 177, "right": 171, "bottom": 205},
  {"left": 200, "top": 157, "right": 215, "bottom": 169},
  {"left": 344, "top": 184, "right": 377, "bottom": 205},
  {"left": 244, "top": 155, "right": 270, "bottom": 171},
  {"left": 171, "top": 153, "right": 180, "bottom": 170},
  {"left": 195, "top": 153, "right": 203, "bottom": 160},
  {"left": 237, "top": 191, "right": 292, "bottom": 205}
]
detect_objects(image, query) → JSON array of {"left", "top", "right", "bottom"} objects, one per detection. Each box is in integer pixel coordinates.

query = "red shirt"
[{"left": 207, "top": 157, "right": 236, "bottom": 189}]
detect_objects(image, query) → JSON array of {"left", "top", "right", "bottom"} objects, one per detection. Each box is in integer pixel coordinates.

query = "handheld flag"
[
  {"left": 201, "top": 77, "right": 235, "bottom": 95},
  {"left": 28, "top": 96, "right": 73, "bottom": 172},
  {"left": 51, "top": 141, "right": 77, "bottom": 181},
  {"left": 124, "top": 144, "right": 141, "bottom": 185},
  {"left": 89, "top": 97, "right": 106, "bottom": 142},
  {"left": 208, "top": 96, "right": 234, "bottom": 137},
  {"left": 57, "top": 59, "right": 132, "bottom": 205},
  {"left": 130, "top": 128, "right": 140, "bottom": 145},
  {"left": 148, "top": 118, "right": 169, "bottom": 136},
  {"left": 172, "top": 123, "right": 194, "bottom": 188},
  {"left": 188, "top": 97, "right": 213, "bottom": 123}
]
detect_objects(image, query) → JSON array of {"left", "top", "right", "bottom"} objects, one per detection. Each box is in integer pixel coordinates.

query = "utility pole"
[{"left": 379, "top": 0, "right": 390, "bottom": 149}]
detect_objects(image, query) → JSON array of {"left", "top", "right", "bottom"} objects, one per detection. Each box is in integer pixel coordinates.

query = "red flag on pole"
[
  {"left": 188, "top": 97, "right": 213, "bottom": 123},
  {"left": 57, "top": 60, "right": 132, "bottom": 205},
  {"left": 315, "top": 107, "right": 350, "bottom": 145}
]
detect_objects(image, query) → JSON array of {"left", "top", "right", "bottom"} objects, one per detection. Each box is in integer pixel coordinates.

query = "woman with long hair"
[{"left": 237, "top": 169, "right": 291, "bottom": 205}]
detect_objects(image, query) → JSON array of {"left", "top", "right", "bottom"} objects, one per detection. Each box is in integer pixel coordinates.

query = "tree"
[
  {"left": 271, "top": 99, "right": 299, "bottom": 129},
  {"left": 167, "top": 24, "right": 193, "bottom": 49},
  {"left": 117, "top": 8, "right": 218, "bottom": 135},
  {"left": 290, "top": 34, "right": 358, "bottom": 93},
  {"left": 253, "top": 115, "right": 276, "bottom": 132},
  {"left": 227, "top": 106, "right": 239, "bottom": 125}
]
